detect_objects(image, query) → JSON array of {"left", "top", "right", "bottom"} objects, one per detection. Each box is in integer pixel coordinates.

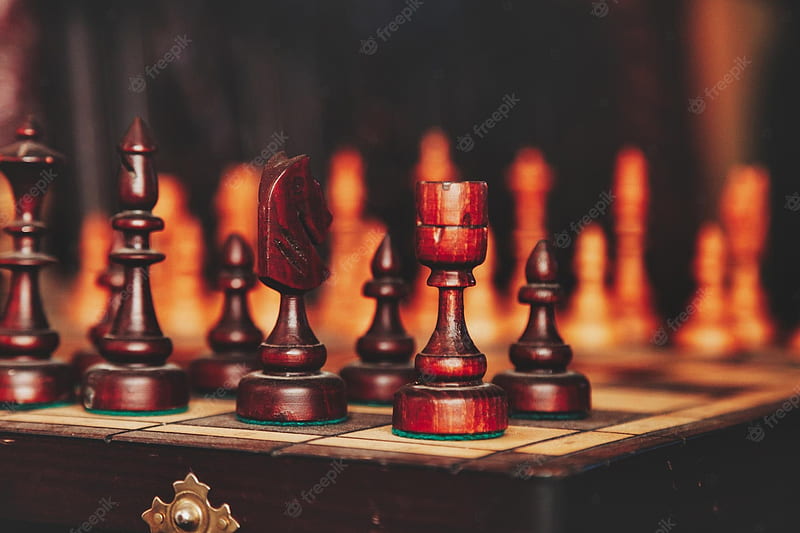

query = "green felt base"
[
  {"left": 2, "top": 401, "right": 72, "bottom": 412},
  {"left": 512, "top": 411, "right": 588, "bottom": 421},
  {"left": 392, "top": 428, "right": 506, "bottom": 441},
  {"left": 237, "top": 415, "right": 348, "bottom": 426},
  {"left": 348, "top": 400, "right": 393, "bottom": 407},
  {"left": 85, "top": 406, "right": 188, "bottom": 417}
]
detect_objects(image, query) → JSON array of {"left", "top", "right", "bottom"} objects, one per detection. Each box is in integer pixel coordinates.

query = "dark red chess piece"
[
  {"left": 393, "top": 181, "right": 508, "bottom": 439},
  {"left": 0, "top": 118, "right": 74, "bottom": 406},
  {"left": 81, "top": 118, "right": 189, "bottom": 414},
  {"left": 189, "top": 233, "right": 262, "bottom": 393},
  {"left": 340, "top": 235, "right": 416, "bottom": 404},
  {"left": 72, "top": 232, "right": 125, "bottom": 376},
  {"left": 493, "top": 240, "right": 591, "bottom": 418},
  {"left": 236, "top": 153, "right": 347, "bottom": 425}
]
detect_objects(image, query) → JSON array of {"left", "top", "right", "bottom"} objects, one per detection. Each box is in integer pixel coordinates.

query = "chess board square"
[
  {"left": 142, "top": 424, "right": 316, "bottom": 443},
  {"left": 516, "top": 431, "right": 632, "bottom": 456},
  {"left": 600, "top": 414, "right": 700, "bottom": 435},
  {"left": 307, "top": 436, "right": 491, "bottom": 459},
  {"left": 592, "top": 387, "right": 708, "bottom": 413}
]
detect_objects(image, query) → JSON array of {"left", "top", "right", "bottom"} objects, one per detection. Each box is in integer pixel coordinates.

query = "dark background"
[{"left": 2, "top": 0, "right": 799, "bottom": 332}]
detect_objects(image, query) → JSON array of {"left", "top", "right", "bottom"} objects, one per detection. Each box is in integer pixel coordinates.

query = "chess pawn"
[
  {"left": 611, "top": 147, "right": 659, "bottom": 344},
  {"left": 0, "top": 118, "right": 74, "bottom": 405},
  {"left": 72, "top": 231, "right": 126, "bottom": 375},
  {"left": 393, "top": 181, "right": 508, "bottom": 440},
  {"left": 674, "top": 224, "right": 737, "bottom": 357},
  {"left": 237, "top": 153, "right": 347, "bottom": 425},
  {"left": 82, "top": 118, "right": 189, "bottom": 414},
  {"left": 340, "top": 235, "right": 416, "bottom": 404},
  {"left": 560, "top": 224, "right": 615, "bottom": 351},
  {"left": 494, "top": 240, "right": 590, "bottom": 418},
  {"left": 721, "top": 165, "right": 774, "bottom": 349},
  {"left": 190, "top": 234, "right": 262, "bottom": 393}
]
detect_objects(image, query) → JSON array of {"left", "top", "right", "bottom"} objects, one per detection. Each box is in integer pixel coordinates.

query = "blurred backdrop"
[{"left": 0, "top": 0, "right": 798, "bottom": 346}]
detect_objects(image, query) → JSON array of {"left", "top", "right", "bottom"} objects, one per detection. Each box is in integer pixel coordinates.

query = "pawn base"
[
  {"left": 236, "top": 371, "right": 347, "bottom": 424},
  {"left": 493, "top": 370, "right": 590, "bottom": 418},
  {"left": 0, "top": 359, "right": 74, "bottom": 406},
  {"left": 82, "top": 363, "right": 189, "bottom": 414},
  {"left": 189, "top": 353, "right": 260, "bottom": 394},
  {"left": 393, "top": 382, "right": 508, "bottom": 439},
  {"left": 340, "top": 362, "right": 417, "bottom": 405}
]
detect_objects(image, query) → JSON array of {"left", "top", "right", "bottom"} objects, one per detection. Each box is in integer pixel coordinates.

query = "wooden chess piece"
[
  {"left": 675, "top": 223, "right": 738, "bottom": 356},
  {"left": 493, "top": 240, "right": 591, "bottom": 418},
  {"left": 72, "top": 231, "right": 126, "bottom": 375},
  {"left": 236, "top": 153, "right": 347, "bottom": 425},
  {"left": 0, "top": 117, "right": 74, "bottom": 406},
  {"left": 393, "top": 181, "right": 508, "bottom": 440},
  {"left": 611, "top": 147, "right": 659, "bottom": 344},
  {"left": 340, "top": 234, "right": 416, "bottom": 404},
  {"left": 190, "top": 234, "right": 262, "bottom": 393},
  {"left": 81, "top": 117, "right": 189, "bottom": 414}
]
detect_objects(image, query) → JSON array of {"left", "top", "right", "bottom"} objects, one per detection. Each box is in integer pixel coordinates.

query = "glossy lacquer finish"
[
  {"left": 393, "top": 181, "right": 508, "bottom": 438},
  {"left": 236, "top": 153, "right": 346, "bottom": 424}
]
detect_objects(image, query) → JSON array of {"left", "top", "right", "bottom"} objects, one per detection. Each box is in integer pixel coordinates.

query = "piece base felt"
[
  {"left": 392, "top": 428, "right": 505, "bottom": 441},
  {"left": 237, "top": 415, "right": 348, "bottom": 426}
]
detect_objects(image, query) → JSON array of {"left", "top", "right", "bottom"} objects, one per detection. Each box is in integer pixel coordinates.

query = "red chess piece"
[
  {"left": 72, "top": 232, "right": 126, "bottom": 375},
  {"left": 493, "top": 240, "right": 591, "bottom": 418},
  {"left": 81, "top": 118, "right": 188, "bottom": 414},
  {"left": 393, "top": 181, "right": 508, "bottom": 439},
  {"left": 189, "top": 233, "right": 262, "bottom": 393},
  {"left": 236, "top": 153, "right": 347, "bottom": 425},
  {"left": 0, "top": 117, "right": 74, "bottom": 406},
  {"left": 340, "top": 234, "right": 416, "bottom": 404}
]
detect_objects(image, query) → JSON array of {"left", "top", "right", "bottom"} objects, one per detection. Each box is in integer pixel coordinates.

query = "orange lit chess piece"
[
  {"left": 720, "top": 165, "right": 774, "bottom": 350},
  {"left": 68, "top": 211, "right": 112, "bottom": 333},
  {"left": 215, "top": 164, "right": 279, "bottom": 332},
  {"left": 560, "top": 224, "right": 615, "bottom": 351},
  {"left": 611, "top": 147, "right": 658, "bottom": 344},
  {"left": 506, "top": 147, "right": 553, "bottom": 336},
  {"left": 152, "top": 174, "right": 212, "bottom": 344},
  {"left": 674, "top": 224, "right": 737, "bottom": 357},
  {"left": 313, "top": 148, "right": 385, "bottom": 347}
]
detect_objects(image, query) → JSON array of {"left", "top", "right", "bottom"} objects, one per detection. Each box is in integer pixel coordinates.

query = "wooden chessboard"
[{"left": 2, "top": 351, "right": 800, "bottom": 532}]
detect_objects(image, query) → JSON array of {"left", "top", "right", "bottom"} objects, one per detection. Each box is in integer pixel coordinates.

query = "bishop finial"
[
  {"left": 119, "top": 117, "right": 157, "bottom": 153},
  {"left": 526, "top": 240, "right": 558, "bottom": 283},
  {"left": 371, "top": 234, "right": 400, "bottom": 277}
]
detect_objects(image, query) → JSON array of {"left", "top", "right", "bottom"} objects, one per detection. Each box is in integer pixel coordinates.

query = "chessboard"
[{"left": 2, "top": 351, "right": 800, "bottom": 532}]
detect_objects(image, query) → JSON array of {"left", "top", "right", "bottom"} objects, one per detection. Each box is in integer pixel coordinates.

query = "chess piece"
[
  {"left": 81, "top": 118, "right": 189, "bottom": 414},
  {"left": 0, "top": 117, "right": 73, "bottom": 406},
  {"left": 493, "top": 240, "right": 591, "bottom": 418},
  {"left": 314, "top": 148, "right": 385, "bottom": 346},
  {"left": 393, "top": 181, "right": 508, "bottom": 440},
  {"left": 340, "top": 235, "right": 416, "bottom": 404},
  {"left": 675, "top": 224, "right": 737, "bottom": 356},
  {"left": 190, "top": 234, "right": 262, "bottom": 393},
  {"left": 236, "top": 153, "right": 347, "bottom": 425},
  {"left": 507, "top": 147, "right": 552, "bottom": 319},
  {"left": 720, "top": 165, "right": 774, "bottom": 349},
  {"left": 216, "top": 163, "right": 279, "bottom": 332},
  {"left": 611, "top": 147, "right": 659, "bottom": 344},
  {"left": 560, "top": 223, "right": 615, "bottom": 351},
  {"left": 72, "top": 231, "right": 126, "bottom": 375}
]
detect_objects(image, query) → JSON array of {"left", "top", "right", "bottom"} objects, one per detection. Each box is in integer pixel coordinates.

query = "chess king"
[{"left": 236, "top": 153, "right": 347, "bottom": 424}]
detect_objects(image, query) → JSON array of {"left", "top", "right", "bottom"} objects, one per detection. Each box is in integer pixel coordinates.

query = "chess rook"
[
  {"left": 0, "top": 118, "right": 73, "bottom": 405},
  {"left": 236, "top": 153, "right": 347, "bottom": 425},
  {"left": 340, "top": 234, "right": 416, "bottom": 404},
  {"left": 393, "top": 181, "right": 508, "bottom": 439},
  {"left": 493, "top": 240, "right": 591, "bottom": 419},
  {"left": 190, "top": 234, "right": 262, "bottom": 393},
  {"left": 81, "top": 118, "right": 189, "bottom": 414}
]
